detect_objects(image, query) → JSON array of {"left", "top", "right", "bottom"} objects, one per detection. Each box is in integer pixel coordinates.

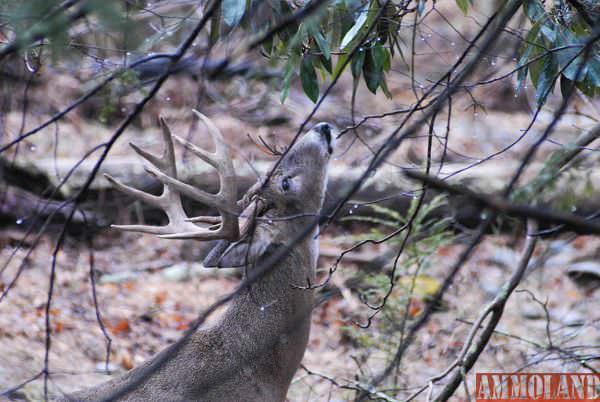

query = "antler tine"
[
  {"left": 190, "top": 110, "right": 238, "bottom": 206},
  {"left": 128, "top": 117, "right": 176, "bottom": 175},
  {"left": 106, "top": 171, "right": 202, "bottom": 235},
  {"left": 110, "top": 223, "right": 177, "bottom": 235},
  {"left": 104, "top": 173, "right": 160, "bottom": 207},
  {"left": 171, "top": 134, "right": 219, "bottom": 169},
  {"left": 191, "top": 109, "right": 226, "bottom": 155},
  {"left": 144, "top": 165, "right": 224, "bottom": 210}
]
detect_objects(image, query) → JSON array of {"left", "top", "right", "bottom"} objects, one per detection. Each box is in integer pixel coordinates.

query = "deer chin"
[{"left": 302, "top": 122, "right": 336, "bottom": 158}]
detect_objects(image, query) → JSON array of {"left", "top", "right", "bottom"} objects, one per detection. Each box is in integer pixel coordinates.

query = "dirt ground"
[
  {"left": 1, "top": 2, "right": 600, "bottom": 401},
  {"left": 1, "top": 229, "right": 599, "bottom": 401}
]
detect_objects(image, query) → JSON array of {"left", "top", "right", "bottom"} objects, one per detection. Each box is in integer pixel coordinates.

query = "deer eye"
[{"left": 281, "top": 176, "right": 291, "bottom": 192}]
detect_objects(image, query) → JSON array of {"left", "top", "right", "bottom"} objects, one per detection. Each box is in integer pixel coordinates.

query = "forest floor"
[{"left": 1, "top": 228, "right": 599, "bottom": 401}]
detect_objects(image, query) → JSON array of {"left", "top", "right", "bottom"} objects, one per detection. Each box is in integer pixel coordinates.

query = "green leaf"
[
  {"left": 362, "top": 43, "right": 385, "bottom": 94},
  {"left": 320, "top": 53, "right": 332, "bottom": 74},
  {"left": 523, "top": 0, "right": 545, "bottom": 22},
  {"left": 301, "top": 55, "right": 319, "bottom": 103},
  {"left": 380, "top": 76, "right": 392, "bottom": 98},
  {"left": 329, "top": 3, "right": 344, "bottom": 47},
  {"left": 383, "top": 48, "right": 391, "bottom": 72},
  {"left": 529, "top": 53, "right": 544, "bottom": 87},
  {"left": 372, "top": 42, "right": 386, "bottom": 71},
  {"left": 560, "top": 76, "right": 575, "bottom": 99},
  {"left": 351, "top": 50, "right": 365, "bottom": 79},
  {"left": 312, "top": 30, "right": 331, "bottom": 61},
  {"left": 456, "top": 0, "right": 469, "bottom": 15},
  {"left": 535, "top": 55, "right": 558, "bottom": 106},
  {"left": 340, "top": 0, "right": 379, "bottom": 51},
  {"left": 280, "top": 53, "right": 299, "bottom": 104},
  {"left": 539, "top": 24, "right": 557, "bottom": 43},
  {"left": 554, "top": 29, "right": 587, "bottom": 82},
  {"left": 585, "top": 56, "right": 600, "bottom": 86},
  {"left": 340, "top": 4, "right": 369, "bottom": 50},
  {"left": 515, "top": 23, "right": 541, "bottom": 95},
  {"left": 222, "top": 0, "right": 246, "bottom": 27}
]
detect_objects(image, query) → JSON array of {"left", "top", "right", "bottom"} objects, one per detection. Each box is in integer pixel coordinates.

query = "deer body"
[{"left": 60, "top": 113, "right": 334, "bottom": 401}]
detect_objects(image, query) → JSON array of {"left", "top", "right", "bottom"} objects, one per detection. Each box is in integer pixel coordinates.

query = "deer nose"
[{"left": 314, "top": 123, "right": 333, "bottom": 153}]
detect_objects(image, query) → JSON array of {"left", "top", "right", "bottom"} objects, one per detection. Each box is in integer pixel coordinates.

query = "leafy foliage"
[
  {"left": 516, "top": 0, "right": 600, "bottom": 104},
  {"left": 254, "top": 0, "right": 400, "bottom": 103},
  {"left": 342, "top": 195, "right": 452, "bottom": 353},
  {"left": 2, "top": 0, "right": 598, "bottom": 108}
]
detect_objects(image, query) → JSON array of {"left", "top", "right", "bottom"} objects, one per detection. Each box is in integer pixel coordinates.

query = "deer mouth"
[{"left": 313, "top": 122, "right": 334, "bottom": 154}]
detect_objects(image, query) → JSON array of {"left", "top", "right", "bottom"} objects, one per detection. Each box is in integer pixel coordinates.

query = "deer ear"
[{"left": 203, "top": 238, "right": 282, "bottom": 268}]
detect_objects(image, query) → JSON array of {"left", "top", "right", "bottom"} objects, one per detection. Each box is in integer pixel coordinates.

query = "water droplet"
[
  {"left": 146, "top": 2, "right": 152, "bottom": 7},
  {"left": 451, "top": 42, "right": 455, "bottom": 46},
  {"left": 418, "top": 84, "right": 424, "bottom": 89},
  {"left": 268, "top": 219, "right": 273, "bottom": 224},
  {"left": 29, "top": 144, "right": 36, "bottom": 151},
  {"left": 349, "top": 210, "right": 353, "bottom": 215},
  {"left": 126, "top": 52, "right": 131, "bottom": 56},
  {"left": 166, "top": 97, "right": 171, "bottom": 102},
  {"left": 359, "top": 47, "right": 364, "bottom": 52},
  {"left": 192, "top": 42, "right": 197, "bottom": 47},
  {"left": 16, "top": 218, "right": 23, "bottom": 225},
  {"left": 353, "top": 204, "right": 358, "bottom": 209},
  {"left": 427, "top": 33, "right": 432, "bottom": 38},
  {"left": 512, "top": 57, "right": 517, "bottom": 61},
  {"left": 420, "top": 36, "right": 425, "bottom": 41},
  {"left": 376, "top": 37, "right": 381, "bottom": 42},
  {"left": 480, "top": 212, "right": 488, "bottom": 219},
  {"left": 260, "top": 306, "right": 265, "bottom": 311}
]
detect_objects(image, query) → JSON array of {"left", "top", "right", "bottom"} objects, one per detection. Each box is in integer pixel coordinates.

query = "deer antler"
[{"left": 105, "top": 110, "right": 240, "bottom": 241}]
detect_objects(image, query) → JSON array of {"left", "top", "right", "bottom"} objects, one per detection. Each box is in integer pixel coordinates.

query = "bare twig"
[{"left": 432, "top": 220, "right": 538, "bottom": 401}]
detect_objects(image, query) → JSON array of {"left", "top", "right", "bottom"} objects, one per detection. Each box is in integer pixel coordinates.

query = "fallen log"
[
  {"left": 4, "top": 155, "right": 599, "bottom": 228},
  {"left": 3, "top": 122, "right": 599, "bottom": 233}
]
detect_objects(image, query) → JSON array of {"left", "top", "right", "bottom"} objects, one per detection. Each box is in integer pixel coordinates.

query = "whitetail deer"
[{"left": 60, "top": 111, "right": 335, "bottom": 401}]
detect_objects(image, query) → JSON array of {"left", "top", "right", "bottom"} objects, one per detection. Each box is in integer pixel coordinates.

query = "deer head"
[
  {"left": 105, "top": 111, "right": 335, "bottom": 267},
  {"left": 260, "top": 121, "right": 334, "bottom": 216}
]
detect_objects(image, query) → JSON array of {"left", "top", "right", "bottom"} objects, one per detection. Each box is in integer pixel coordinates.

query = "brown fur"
[{"left": 59, "top": 123, "right": 334, "bottom": 402}]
